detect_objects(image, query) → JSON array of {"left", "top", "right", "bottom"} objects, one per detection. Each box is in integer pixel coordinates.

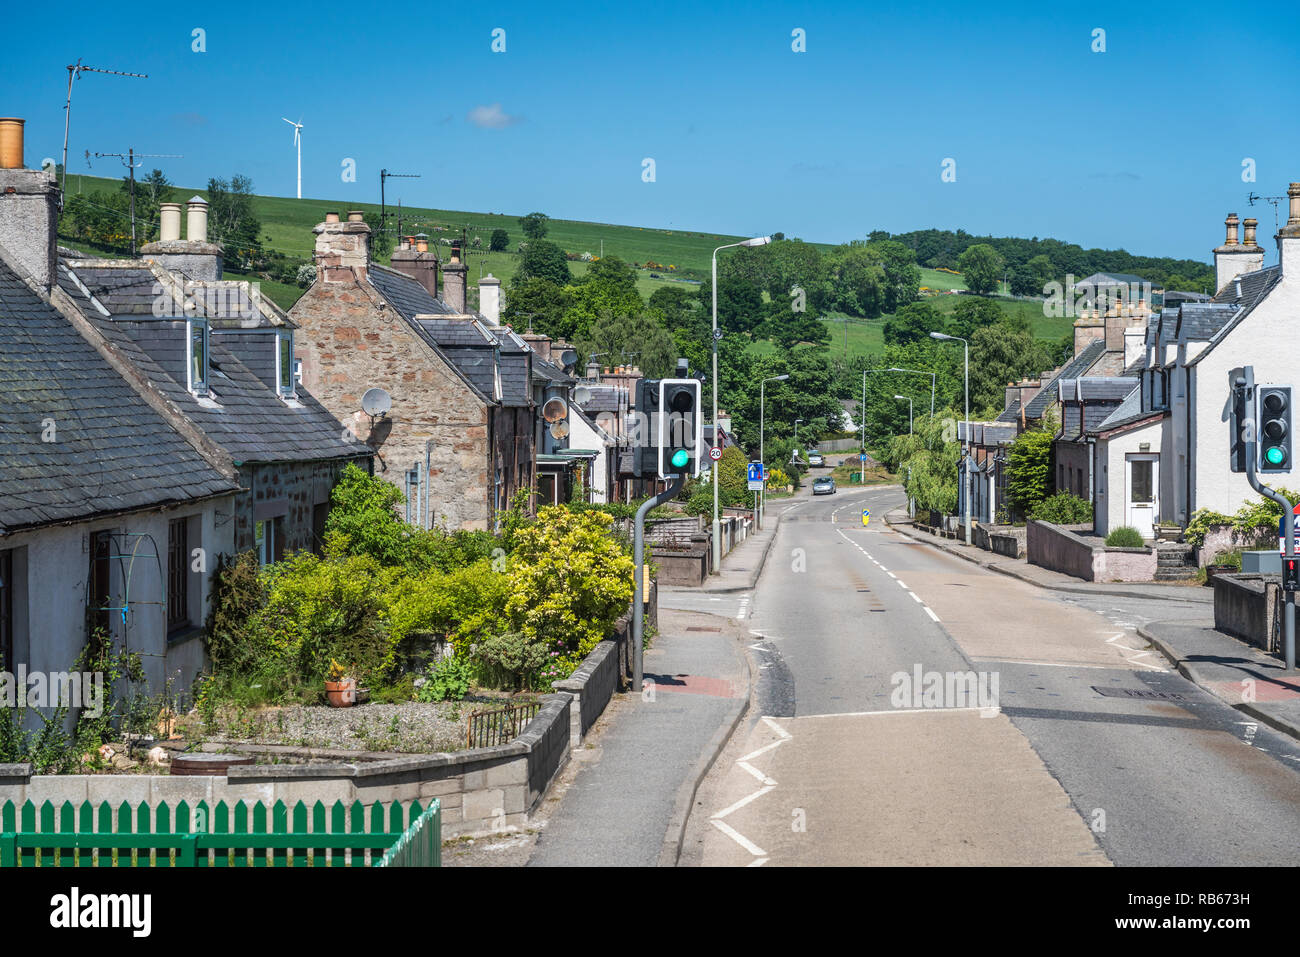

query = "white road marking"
[
  {"left": 909, "top": 591, "right": 923, "bottom": 603},
  {"left": 710, "top": 819, "right": 768, "bottom": 857},
  {"left": 925, "top": 607, "right": 941, "bottom": 622},
  {"left": 715, "top": 782, "right": 776, "bottom": 817}
]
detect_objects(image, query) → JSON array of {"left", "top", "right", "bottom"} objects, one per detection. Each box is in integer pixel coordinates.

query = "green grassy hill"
[
  {"left": 59, "top": 172, "right": 736, "bottom": 307},
  {"left": 58, "top": 173, "right": 1066, "bottom": 354}
]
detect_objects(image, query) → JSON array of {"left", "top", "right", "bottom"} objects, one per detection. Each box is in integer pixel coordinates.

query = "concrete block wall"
[
  {"left": 1213, "top": 573, "right": 1279, "bottom": 654},
  {"left": 1028, "top": 520, "right": 1155, "bottom": 581}
]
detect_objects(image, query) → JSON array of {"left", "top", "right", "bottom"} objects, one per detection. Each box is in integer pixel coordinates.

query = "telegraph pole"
[{"left": 92, "top": 148, "right": 182, "bottom": 257}]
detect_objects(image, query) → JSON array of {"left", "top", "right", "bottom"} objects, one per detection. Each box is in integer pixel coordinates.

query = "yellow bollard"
[{"left": 862, "top": 509, "right": 870, "bottom": 527}]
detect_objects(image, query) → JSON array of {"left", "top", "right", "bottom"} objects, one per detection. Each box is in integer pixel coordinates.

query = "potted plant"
[
  {"left": 324, "top": 659, "right": 357, "bottom": 707},
  {"left": 1204, "top": 549, "right": 1242, "bottom": 587}
]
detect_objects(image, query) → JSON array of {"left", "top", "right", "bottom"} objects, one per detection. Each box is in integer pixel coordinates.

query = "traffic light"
[
  {"left": 658, "top": 378, "right": 702, "bottom": 478},
  {"left": 1286, "top": 557, "right": 1299, "bottom": 592},
  {"left": 1257, "top": 385, "right": 1292, "bottom": 473},
  {"left": 1229, "top": 382, "right": 1249, "bottom": 473},
  {"left": 631, "top": 378, "right": 659, "bottom": 478}
]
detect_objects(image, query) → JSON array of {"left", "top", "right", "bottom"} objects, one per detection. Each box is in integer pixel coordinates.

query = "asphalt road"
[{"left": 683, "top": 480, "right": 1300, "bottom": 866}]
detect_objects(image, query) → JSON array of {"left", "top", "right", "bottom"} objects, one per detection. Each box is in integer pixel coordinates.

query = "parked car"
[
  {"left": 807, "top": 451, "right": 825, "bottom": 467},
  {"left": 812, "top": 476, "right": 836, "bottom": 495}
]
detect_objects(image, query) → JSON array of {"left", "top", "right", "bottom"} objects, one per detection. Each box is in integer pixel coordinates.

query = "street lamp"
[
  {"left": 894, "top": 394, "right": 913, "bottom": 434},
  {"left": 860, "top": 368, "right": 896, "bottom": 478},
  {"left": 793, "top": 418, "right": 804, "bottom": 465},
  {"left": 711, "top": 234, "right": 772, "bottom": 574},
  {"left": 886, "top": 367, "right": 937, "bottom": 418},
  {"left": 759, "top": 373, "right": 790, "bottom": 525},
  {"left": 930, "top": 331, "right": 971, "bottom": 544}
]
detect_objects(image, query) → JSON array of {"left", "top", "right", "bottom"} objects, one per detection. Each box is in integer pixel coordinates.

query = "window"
[
  {"left": 88, "top": 531, "right": 113, "bottom": 642},
  {"left": 0, "top": 549, "right": 12, "bottom": 669},
  {"left": 189, "top": 321, "right": 209, "bottom": 395},
  {"left": 167, "top": 518, "right": 189, "bottom": 633},
  {"left": 276, "top": 332, "right": 295, "bottom": 397},
  {"left": 255, "top": 518, "right": 283, "bottom": 566}
]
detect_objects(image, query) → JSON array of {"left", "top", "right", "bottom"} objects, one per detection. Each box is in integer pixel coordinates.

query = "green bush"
[
  {"left": 1029, "top": 492, "right": 1093, "bottom": 525},
  {"left": 1105, "top": 526, "right": 1145, "bottom": 547},
  {"left": 471, "top": 631, "right": 550, "bottom": 692},
  {"left": 1211, "top": 548, "right": 1243, "bottom": 570},
  {"left": 415, "top": 654, "right": 475, "bottom": 702},
  {"left": 1006, "top": 430, "right": 1053, "bottom": 515},
  {"left": 504, "top": 506, "right": 635, "bottom": 663},
  {"left": 385, "top": 559, "right": 509, "bottom": 657}
]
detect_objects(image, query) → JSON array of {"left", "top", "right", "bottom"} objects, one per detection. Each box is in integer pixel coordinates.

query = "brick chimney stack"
[
  {"left": 441, "top": 239, "right": 468, "bottom": 313},
  {"left": 0, "top": 117, "right": 59, "bottom": 290},
  {"left": 312, "top": 210, "right": 371, "bottom": 283},
  {"left": 389, "top": 233, "right": 439, "bottom": 301}
]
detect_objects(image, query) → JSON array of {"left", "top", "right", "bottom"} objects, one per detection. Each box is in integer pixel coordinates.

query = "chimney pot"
[
  {"left": 1289, "top": 184, "right": 1300, "bottom": 227},
  {"left": 1243, "top": 218, "right": 1259, "bottom": 247},
  {"left": 186, "top": 197, "right": 209, "bottom": 243},
  {"left": 347, "top": 210, "right": 365, "bottom": 223},
  {"left": 0, "top": 118, "right": 24, "bottom": 170},
  {"left": 159, "top": 202, "right": 182, "bottom": 242},
  {"left": 416, "top": 239, "right": 428, "bottom": 253},
  {"left": 325, "top": 211, "right": 340, "bottom": 223},
  {"left": 1224, "top": 213, "right": 1240, "bottom": 246}
]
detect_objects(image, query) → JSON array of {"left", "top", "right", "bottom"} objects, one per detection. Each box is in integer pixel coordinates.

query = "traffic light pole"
[
  {"left": 1238, "top": 370, "right": 1296, "bottom": 671},
  {"left": 632, "top": 473, "right": 686, "bottom": 692}
]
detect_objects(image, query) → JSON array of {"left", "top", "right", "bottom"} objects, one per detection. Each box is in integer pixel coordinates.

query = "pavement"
[
  {"left": 521, "top": 603, "right": 752, "bottom": 867},
  {"left": 1140, "top": 618, "right": 1300, "bottom": 741}
]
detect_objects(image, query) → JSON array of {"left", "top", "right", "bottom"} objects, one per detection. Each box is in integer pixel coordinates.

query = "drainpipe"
[{"left": 425, "top": 440, "right": 434, "bottom": 530}]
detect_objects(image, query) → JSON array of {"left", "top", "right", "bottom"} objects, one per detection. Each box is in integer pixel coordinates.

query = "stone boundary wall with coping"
[{"left": 1027, "top": 520, "right": 1156, "bottom": 582}]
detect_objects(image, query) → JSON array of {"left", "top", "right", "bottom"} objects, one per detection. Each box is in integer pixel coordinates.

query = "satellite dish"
[
  {"left": 574, "top": 385, "right": 593, "bottom": 405},
  {"left": 549, "top": 420, "right": 570, "bottom": 440},
  {"left": 361, "top": 388, "right": 392, "bottom": 417},
  {"left": 559, "top": 349, "right": 578, "bottom": 370},
  {"left": 542, "top": 397, "right": 568, "bottom": 423}
]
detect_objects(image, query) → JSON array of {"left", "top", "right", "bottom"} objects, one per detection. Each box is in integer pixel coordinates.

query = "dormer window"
[
  {"left": 188, "top": 320, "right": 209, "bottom": 396},
  {"left": 276, "top": 331, "right": 296, "bottom": 398}
]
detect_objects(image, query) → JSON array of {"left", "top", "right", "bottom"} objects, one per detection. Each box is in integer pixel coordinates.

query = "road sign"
[
  {"left": 1278, "top": 504, "right": 1300, "bottom": 554},
  {"left": 860, "top": 453, "right": 868, "bottom": 462},
  {"left": 862, "top": 508, "right": 871, "bottom": 527},
  {"left": 709, "top": 446, "right": 722, "bottom": 462},
  {"left": 761, "top": 465, "right": 770, "bottom": 480},
  {"left": 747, "top": 461, "right": 764, "bottom": 491}
]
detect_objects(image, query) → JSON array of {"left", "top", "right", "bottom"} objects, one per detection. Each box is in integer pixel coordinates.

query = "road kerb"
[{"left": 1139, "top": 623, "right": 1300, "bottom": 744}]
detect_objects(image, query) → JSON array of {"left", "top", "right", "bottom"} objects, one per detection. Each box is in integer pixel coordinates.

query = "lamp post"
[
  {"left": 711, "top": 235, "right": 772, "bottom": 573},
  {"left": 760, "top": 373, "right": 790, "bottom": 525},
  {"left": 887, "top": 366, "right": 937, "bottom": 418},
  {"left": 894, "top": 394, "right": 913, "bottom": 434},
  {"left": 930, "top": 331, "right": 970, "bottom": 544},
  {"left": 860, "top": 368, "right": 895, "bottom": 482}
]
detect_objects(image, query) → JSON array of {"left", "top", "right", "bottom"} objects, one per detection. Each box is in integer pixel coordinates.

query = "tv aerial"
[{"left": 1248, "top": 192, "right": 1286, "bottom": 235}]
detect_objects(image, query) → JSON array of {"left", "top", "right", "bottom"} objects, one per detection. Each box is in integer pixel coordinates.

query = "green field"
[{"left": 748, "top": 292, "right": 1068, "bottom": 360}]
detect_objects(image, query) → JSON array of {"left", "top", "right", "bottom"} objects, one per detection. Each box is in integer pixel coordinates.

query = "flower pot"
[
  {"left": 325, "top": 678, "right": 357, "bottom": 707},
  {"left": 1204, "top": 565, "right": 1235, "bottom": 587}
]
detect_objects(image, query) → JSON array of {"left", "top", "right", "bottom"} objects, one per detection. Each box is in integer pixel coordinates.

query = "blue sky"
[{"left": 5, "top": 0, "right": 1300, "bottom": 263}]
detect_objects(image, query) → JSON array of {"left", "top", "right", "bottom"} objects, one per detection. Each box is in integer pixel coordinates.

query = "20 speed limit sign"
[{"left": 709, "top": 447, "right": 722, "bottom": 461}]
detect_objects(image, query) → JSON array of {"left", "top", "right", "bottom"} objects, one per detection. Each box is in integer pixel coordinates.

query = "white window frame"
[
  {"left": 187, "top": 320, "right": 210, "bottom": 396},
  {"left": 275, "top": 331, "right": 296, "bottom": 399}
]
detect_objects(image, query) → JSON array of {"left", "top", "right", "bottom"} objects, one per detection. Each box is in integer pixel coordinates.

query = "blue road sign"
[{"left": 860, "top": 453, "right": 869, "bottom": 462}]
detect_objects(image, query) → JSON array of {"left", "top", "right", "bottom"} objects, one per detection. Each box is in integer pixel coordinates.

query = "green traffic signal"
[
  {"left": 671, "top": 449, "right": 689, "bottom": 469},
  {"left": 1267, "top": 446, "right": 1286, "bottom": 465}
]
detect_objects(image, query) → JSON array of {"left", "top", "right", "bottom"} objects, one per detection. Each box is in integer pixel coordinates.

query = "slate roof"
[
  {"left": 1024, "top": 339, "right": 1105, "bottom": 419},
  {"left": 1075, "top": 272, "right": 1152, "bottom": 289},
  {"left": 369, "top": 263, "right": 458, "bottom": 320},
  {"left": 995, "top": 399, "right": 1022, "bottom": 424},
  {"left": 1210, "top": 264, "right": 1280, "bottom": 311},
  {"left": 1057, "top": 376, "right": 1139, "bottom": 402},
  {"left": 1093, "top": 385, "right": 1162, "bottom": 434},
  {"left": 0, "top": 256, "right": 238, "bottom": 535},
  {"left": 58, "top": 260, "right": 371, "bottom": 467},
  {"left": 1174, "top": 303, "right": 1240, "bottom": 341}
]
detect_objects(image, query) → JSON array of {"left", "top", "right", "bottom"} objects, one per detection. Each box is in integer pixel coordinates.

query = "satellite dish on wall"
[
  {"left": 361, "top": 388, "right": 392, "bottom": 417},
  {"left": 574, "top": 385, "right": 593, "bottom": 405},
  {"left": 549, "top": 420, "right": 570, "bottom": 440},
  {"left": 559, "top": 349, "right": 578, "bottom": 370},
  {"left": 542, "top": 397, "right": 568, "bottom": 423}
]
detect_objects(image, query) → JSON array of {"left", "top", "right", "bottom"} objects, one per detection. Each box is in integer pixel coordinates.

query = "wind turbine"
[{"left": 282, "top": 116, "right": 303, "bottom": 199}]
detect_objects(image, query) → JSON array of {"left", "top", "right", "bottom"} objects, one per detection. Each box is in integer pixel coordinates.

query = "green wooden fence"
[{"left": 0, "top": 798, "right": 440, "bottom": 868}]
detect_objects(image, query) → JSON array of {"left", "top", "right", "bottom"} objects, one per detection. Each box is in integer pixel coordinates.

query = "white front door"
[{"left": 1125, "top": 454, "right": 1158, "bottom": 539}]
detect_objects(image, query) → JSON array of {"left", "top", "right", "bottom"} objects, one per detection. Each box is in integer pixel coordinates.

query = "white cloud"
[{"left": 467, "top": 103, "right": 522, "bottom": 129}]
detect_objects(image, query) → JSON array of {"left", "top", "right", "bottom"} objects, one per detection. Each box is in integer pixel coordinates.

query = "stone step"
[{"left": 1154, "top": 567, "right": 1199, "bottom": 581}]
